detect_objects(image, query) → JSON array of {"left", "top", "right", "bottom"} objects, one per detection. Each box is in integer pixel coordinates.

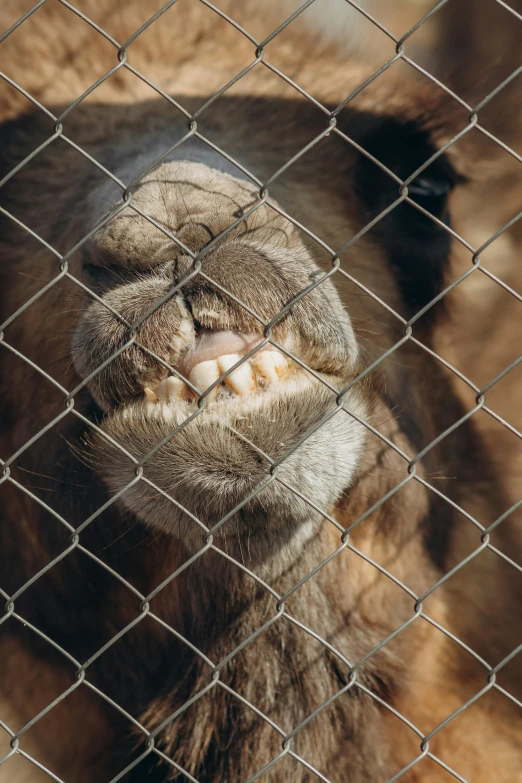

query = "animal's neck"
[
  {"left": 4, "top": 392, "right": 516, "bottom": 781},
  {"left": 124, "top": 400, "right": 436, "bottom": 780}
]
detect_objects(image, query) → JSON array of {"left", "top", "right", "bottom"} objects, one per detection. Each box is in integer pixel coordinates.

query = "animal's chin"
[{"left": 88, "top": 330, "right": 366, "bottom": 555}]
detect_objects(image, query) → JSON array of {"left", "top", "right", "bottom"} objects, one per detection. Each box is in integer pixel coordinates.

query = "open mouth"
[
  {"left": 91, "top": 325, "right": 366, "bottom": 546},
  {"left": 140, "top": 329, "right": 295, "bottom": 410}
]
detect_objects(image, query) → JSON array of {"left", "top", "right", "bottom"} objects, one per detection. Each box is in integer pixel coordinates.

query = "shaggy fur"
[{"left": 0, "top": 2, "right": 521, "bottom": 782}]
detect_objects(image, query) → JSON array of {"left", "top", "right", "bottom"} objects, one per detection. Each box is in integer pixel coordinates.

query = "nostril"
[
  {"left": 81, "top": 254, "right": 131, "bottom": 292},
  {"left": 82, "top": 261, "right": 105, "bottom": 283},
  {"left": 81, "top": 263, "right": 115, "bottom": 293},
  {"left": 81, "top": 239, "right": 173, "bottom": 292}
]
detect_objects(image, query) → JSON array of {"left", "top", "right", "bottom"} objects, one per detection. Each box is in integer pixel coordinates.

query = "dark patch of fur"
[{"left": 353, "top": 117, "right": 462, "bottom": 320}]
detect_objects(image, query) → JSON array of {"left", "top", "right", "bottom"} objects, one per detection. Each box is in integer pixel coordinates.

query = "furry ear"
[
  {"left": 352, "top": 116, "right": 461, "bottom": 321},
  {"left": 400, "top": 0, "right": 522, "bottom": 182},
  {"left": 434, "top": 0, "right": 522, "bottom": 154}
]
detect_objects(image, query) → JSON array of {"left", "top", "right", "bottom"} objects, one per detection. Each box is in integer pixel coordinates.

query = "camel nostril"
[
  {"left": 81, "top": 260, "right": 128, "bottom": 292},
  {"left": 81, "top": 240, "right": 144, "bottom": 292}
]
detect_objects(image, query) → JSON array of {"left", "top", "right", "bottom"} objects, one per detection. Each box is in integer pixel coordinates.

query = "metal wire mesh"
[{"left": 0, "top": 1, "right": 521, "bottom": 781}]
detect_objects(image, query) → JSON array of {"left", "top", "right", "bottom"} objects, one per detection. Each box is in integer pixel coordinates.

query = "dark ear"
[
  {"left": 353, "top": 117, "right": 461, "bottom": 322},
  {"left": 433, "top": 0, "right": 522, "bottom": 157}
]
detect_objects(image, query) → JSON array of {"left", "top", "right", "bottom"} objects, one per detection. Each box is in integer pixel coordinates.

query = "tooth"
[
  {"left": 254, "top": 351, "right": 288, "bottom": 383},
  {"left": 144, "top": 387, "right": 158, "bottom": 402},
  {"left": 217, "top": 354, "right": 256, "bottom": 396},
  {"left": 189, "top": 359, "right": 220, "bottom": 402},
  {"left": 157, "top": 375, "right": 189, "bottom": 403},
  {"left": 271, "top": 351, "right": 289, "bottom": 376}
]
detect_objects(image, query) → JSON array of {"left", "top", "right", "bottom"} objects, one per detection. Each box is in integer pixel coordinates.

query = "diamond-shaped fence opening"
[{"left": 0, "top": 1, "right": 521, "bottom": 782}]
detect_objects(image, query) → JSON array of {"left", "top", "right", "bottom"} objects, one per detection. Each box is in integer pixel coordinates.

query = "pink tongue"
[{"left": 182, "top": 331, "right": 261, "bottom": 374}]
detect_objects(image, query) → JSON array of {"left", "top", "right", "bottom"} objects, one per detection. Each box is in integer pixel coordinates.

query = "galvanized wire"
[{"left": 0, "top": 1, "right": 521, "bottom": 782}]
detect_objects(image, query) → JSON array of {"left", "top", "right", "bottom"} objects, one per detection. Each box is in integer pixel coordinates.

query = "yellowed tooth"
[
  {"left": 254, "top": 351, "right": 288, "bottom": 383},
  {"left": 217, "top": 353, "right": 256, "bottom": 396},
  {"left": 157, "top": 375, "right": 189, "bottom": 403},
  {"left": 144, "top": 387, "right": 159, "bottom": 403},
  {"left": 271, "top": 351, "right": 289, "bottom": 376},
  {"left": 189, "top": 359, "right": 220, "bottom": 402}
]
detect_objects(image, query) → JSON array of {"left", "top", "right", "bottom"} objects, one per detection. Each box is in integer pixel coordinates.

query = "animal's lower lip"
[{"left": 117, "top": 371, "right": 327, "bottom": 441}]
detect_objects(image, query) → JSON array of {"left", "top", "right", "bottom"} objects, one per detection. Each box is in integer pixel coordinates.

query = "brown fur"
[{"left": 1, "top": 2, "right": 521, "bottom": 781}]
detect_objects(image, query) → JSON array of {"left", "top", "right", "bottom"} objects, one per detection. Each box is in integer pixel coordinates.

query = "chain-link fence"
[{"left": 0, "top": 1, "right": 521, "bottom": 781}]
